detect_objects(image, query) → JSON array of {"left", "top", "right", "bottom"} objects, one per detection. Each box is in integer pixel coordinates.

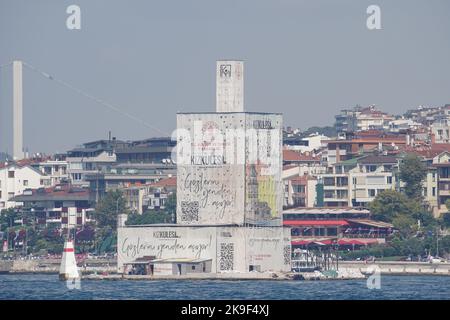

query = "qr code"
[
  {"left": 283, "top": 245, "right": 291, "bottom": 266},
  {"left": 180, "top": 201, "right": 199, "bottom": 222},
  {"left": 219, "top": 243, "right": 234, "bottom": 271}
]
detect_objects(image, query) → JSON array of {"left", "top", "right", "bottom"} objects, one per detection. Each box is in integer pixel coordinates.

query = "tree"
[
  {"left": 441, "top": 213, "right": 450, "bottom": 228},
  {"left": 0, "top": 208, "right": 18, "bottom": 232},
  {"left": 93, "top": 190, "right": 129, "bottom": 229},
  {"left": 165, "top": 193, "right": 176, "bottom": 216},
  {"left": 125, "top": 192, "right": 176, "bottom": 226},
  {"left": 369, "top": 190, "right": 412, "bottom": 222},
  {"left": 392, "top": 215, "right": 417, "bottom": 238},
  {"left": 399, "top": 153, "right": 427, "bottom": 200},
  {"left": 301, "top": 126, "right": 337, "bottom": 138},
  {"left": 126, "top": 210, "right": 172, "bottom": 225}
]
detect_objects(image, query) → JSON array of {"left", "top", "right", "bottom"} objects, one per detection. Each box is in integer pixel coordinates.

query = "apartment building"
[
  {"left": 335, "top": 105, "right": 394, "bottom": 133},
  {"left": 320, "top": 155, "right": 398, "bottom": 208},
  {"left": 66, "top": 139, "right": 122, "bottom": 186},
  {"left": 12, "top": 184, "right": 93, "bottom": 228},
  {"left": 31, "top": 157, "right": 69, "bottom": 186},
  {"left": 283, "top": 175, "right": 317, "bottom": 208},
  {"left": 324, "top": 130, "right": 407, "bottom": 165},
  {"left": 283, "top": 149, "right": 326, "bottom": 176}
]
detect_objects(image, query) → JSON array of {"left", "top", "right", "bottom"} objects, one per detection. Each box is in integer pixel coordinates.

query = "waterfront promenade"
[
  {"left": 2, "top": 259, "right": 450, "bottom": 278},
  {"left": 340, "top": 261, "right": 450, "bottom": 276},
  {"left": 0, "top": 258, "right": 116, "bottom": 274}
]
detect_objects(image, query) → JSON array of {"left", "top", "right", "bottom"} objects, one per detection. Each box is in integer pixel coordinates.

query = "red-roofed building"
[
  {"left": 283, "top": 207, "right": 394, "bottom": 250},
  {"left": 123, "top": 176, "right": 176, "bottom": 214},
  {"left": 324, "top": 131, "right": 407, "bottom": 165},
  {"left": 12, "top": 184, "right": 93, "bottom": 228}
]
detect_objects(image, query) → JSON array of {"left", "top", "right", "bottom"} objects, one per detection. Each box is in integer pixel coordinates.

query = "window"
[
  {"left": 324, "top": 190, "right": 335, "bottom": 198},
  {"left": 0, "top": 191, "right": 2, "bottom": 198},
  {"left": 367, "top": 176, "right": 385, "bottom": 184},
  {"left": 387, "top": 176, "right": 393, "bottom": 184},
  {"left": 8, "top": 171, "right": 14, "bottom": 178},
  {"left": 432, "top": 187, "right": 436, "bottom": 197},
  {"left": 368, "top": 189, "right": 376, "bottom": 197},
  {"left": 336, "top": 190, "right": 348, "bottom": 199},
  {"left": 293, "top": 185, "right": 305, "bottom": 193},
  {"left": 8, "top": 192, "right": 14, "bottom": 200},
  {"left": 366, "top": 165, "right": 377, "bottom": 172},
  {"left": 23, "top": 180, "right": 28, "bottom": 186}
]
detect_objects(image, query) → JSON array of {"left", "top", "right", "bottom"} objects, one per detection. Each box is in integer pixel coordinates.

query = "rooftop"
[{"left": 12, "top": 184, "right": 90, "bottom": 202}]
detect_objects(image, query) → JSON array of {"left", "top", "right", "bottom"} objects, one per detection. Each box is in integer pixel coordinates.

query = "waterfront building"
[
  {"left": 117, "top": 61, "right": 291, "bottom": 275},
  {"left": 283, "top": 207, "right": 394, "bottom": 249}
]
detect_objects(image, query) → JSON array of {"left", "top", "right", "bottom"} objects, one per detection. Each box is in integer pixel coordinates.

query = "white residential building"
[
  {"left": 0, "top": 163, "right": 50, "bottom": 209},
  {"left": 31, "top": 159, "right": 69, "bottom": 186},
  {"left": 431, "top": 120, "right": 450, "bottom": 144},
  {"left": 320, "top": 155, "right": 398, "bottom": 208},
  {"left": 66, "top": 140, "right": 118, "bottom": 186}
]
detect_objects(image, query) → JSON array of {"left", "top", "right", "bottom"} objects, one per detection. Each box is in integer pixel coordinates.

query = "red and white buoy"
[{"left": 59, "top": 240, "right": 80, "bottom": 281}]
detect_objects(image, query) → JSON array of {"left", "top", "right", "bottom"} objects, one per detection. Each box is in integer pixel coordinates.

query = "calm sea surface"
[{"left": 0, "top": 274, "right": 449, "bottom": 300}]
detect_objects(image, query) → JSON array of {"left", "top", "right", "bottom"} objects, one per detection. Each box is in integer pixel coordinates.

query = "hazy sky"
[{"left": 1, "top": 0, "right": 449, "bottom": 154}]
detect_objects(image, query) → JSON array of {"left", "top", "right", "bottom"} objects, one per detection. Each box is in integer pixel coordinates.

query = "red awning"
[
  {"left": 284, "top": 220, "right": 349, "bottom": 227},
  {"left": 337, "top": 239, "right": 379, "bottom": 245},
  {"left": 291, "top": 238, "right": 336, "bottom": 246}
]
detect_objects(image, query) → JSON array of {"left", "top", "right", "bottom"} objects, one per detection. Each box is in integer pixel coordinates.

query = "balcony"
[{"left": 439, "top": 189, "right": 450, "bottom": 196}]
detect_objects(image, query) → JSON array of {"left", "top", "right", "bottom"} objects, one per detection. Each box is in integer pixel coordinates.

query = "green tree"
[
  {"left": 126, "top": 210, "right": 172, "bottom": 225},
  {"left": 369, "top": 190, "right": 412, "bottom": 222},
  {"left": 93, "top": 190, "right": 129, "bottom": 229},
  {"left": 0, "top": 208, "right": 18, "bottom": 232},
  {"left": 399, "top": 153, "right": 426, "bottom": 200},
  {"left": 165, "top": 193, "right": 176, "bottom": 216},
  {"left": 392, "top": 215, "right": 417, "bottom": 238}
]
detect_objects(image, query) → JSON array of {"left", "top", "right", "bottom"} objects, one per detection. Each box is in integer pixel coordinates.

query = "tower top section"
[{"left": 216, "top": 60, "right": 244, "bottom": 113}]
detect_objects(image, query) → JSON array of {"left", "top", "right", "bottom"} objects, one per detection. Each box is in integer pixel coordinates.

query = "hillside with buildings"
[{"left": 1, "top": 84, "right": 450, "bottom": 264}]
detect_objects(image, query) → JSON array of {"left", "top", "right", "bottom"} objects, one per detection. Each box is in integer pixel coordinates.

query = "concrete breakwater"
[
  {"left": 82, "top": 270, "right": 366, "bottom": 281},
  {"left": 339, "top": 261, "right": 450, "bottom": 276},
  {"left": 0, "top": 258, "right": 117, "bottom": 274}
]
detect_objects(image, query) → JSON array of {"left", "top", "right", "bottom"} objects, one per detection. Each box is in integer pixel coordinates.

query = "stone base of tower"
[{"left": 117, "top": 225, "right": 291, "bottom": 275}]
